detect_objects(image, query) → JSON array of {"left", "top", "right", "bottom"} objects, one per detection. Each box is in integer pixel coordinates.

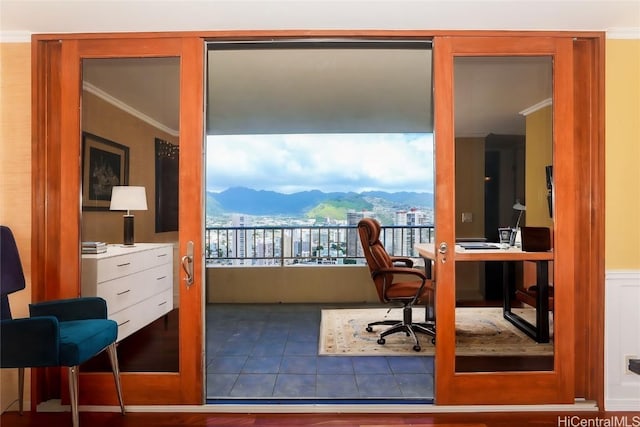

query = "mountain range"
[{"left": 206, "top": 186, "right": 433, "bottom": 219}]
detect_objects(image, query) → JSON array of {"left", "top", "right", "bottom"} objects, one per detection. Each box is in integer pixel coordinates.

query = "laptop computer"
[{"left": 457, "top": 242, "right": 501, "bottom": 250}]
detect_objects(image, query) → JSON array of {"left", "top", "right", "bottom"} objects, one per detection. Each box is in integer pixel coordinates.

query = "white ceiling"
[{"left": 1, "top": 1, "right": 639, "bottom": 35}]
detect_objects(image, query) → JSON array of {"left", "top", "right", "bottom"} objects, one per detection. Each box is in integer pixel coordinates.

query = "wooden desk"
[{"left": 414, "top": 243, "right": 553, "bottom": 343}]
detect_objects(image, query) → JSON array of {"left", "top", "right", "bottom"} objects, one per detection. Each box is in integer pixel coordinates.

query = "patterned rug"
[{"left": 319, "top": 307, "right": 553, "bottom": 356}]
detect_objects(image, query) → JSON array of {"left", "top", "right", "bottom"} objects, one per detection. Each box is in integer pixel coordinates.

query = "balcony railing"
[{"left": 205, "top": 224, "right": 435, "bottom": 266}]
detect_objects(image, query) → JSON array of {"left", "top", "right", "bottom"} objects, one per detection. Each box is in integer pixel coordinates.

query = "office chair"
[
  {"left": 0, "top": 225, "right": 125, "bottom": 427},
  {"left": 357, "top": 218, "right": 435, "bottom": 351}
]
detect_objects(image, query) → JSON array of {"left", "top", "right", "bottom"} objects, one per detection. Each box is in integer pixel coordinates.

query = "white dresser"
[{"left": 81, "top": 243, "right": 174, "bottom": 342}]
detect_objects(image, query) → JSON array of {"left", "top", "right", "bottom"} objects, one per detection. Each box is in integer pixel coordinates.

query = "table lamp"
[
  {"left": 110, "top": 186, "right": 148, "bottom": 246},
  {"left": 511, "top": 200, "right": 526, "bottom": 246}
]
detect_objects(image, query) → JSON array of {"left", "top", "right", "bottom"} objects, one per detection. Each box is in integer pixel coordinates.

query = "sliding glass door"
[
  {"left": 433, "top": 36, "right": 576, "bottom": 404},
  {"left": 32, "top": 36, "right": 204, "bottom": 405},
  {"left": 32, "top": 30, "right": 603, "bottom": 408}
]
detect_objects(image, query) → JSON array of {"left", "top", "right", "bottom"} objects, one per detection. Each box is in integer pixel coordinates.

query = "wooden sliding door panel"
[
  {"left": 32, "top": 35, "right": 204, "bottom": 405},
  {"left": 433, "top": 35, "right": 576, "bottom": 405}
]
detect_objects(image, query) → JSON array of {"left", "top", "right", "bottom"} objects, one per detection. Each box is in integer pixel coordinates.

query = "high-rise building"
[
  {"left": 231, "top": 214, "right": 250, "bottom": 265},
  {"left": 346, "top": 210, "right": 373, "bottom": 257},
  {"left": 395, "top": 208, "right": 429, "bottom": 256}
]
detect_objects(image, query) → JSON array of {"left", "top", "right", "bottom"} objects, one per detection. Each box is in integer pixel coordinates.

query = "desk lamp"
[
  {"left": 511, "top": 200, "right": 526, "bottom": 246},
  {"left": 110, "top": 186, "right": 148, "bottom": 246}
]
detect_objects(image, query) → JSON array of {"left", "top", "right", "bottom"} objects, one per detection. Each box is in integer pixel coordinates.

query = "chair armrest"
[
  {"left": 375, "top": 266, "right": 427, "bottom": 281},
  {"left": 29, "top": 297, "right": 108, "bottom": 321},
  {"left": 0, "top": 317, "right": 60, "bottom": 368},
  {"left": 390, "top": 256, "right": 414, "bottom": 268},
  {"left": 374, "top": 266, "right": 434, "bottom": 304}
]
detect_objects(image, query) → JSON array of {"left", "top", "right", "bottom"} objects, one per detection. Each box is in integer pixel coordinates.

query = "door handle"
[
  {"left": 181, "top": 240, "right": 194, "bottom": 286},
  {"left": 438, "top": 242, "right": 448, "bottom": 263}
]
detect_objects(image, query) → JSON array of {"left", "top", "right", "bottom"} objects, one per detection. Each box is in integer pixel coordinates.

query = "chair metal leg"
[
  {"left": 375, "top": 305, "right": 436, "bottom": 351},
  {"left": 68, "top": 366, "right": 79, "bottom": 427},
  {"left": 18, "top": 367, "right": 24, "bottom": 415},
  {"left": 106, "top": 343, "right": 125, "bottom": 415}
]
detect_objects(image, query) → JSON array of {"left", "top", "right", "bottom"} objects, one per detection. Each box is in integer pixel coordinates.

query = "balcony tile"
[
  {"left": 229, "top": 374, "right": 277, "bottom": 397},
  {"left": 317, "top": 356, "right": 354, "bottom": 374},
  {"left": 241, "top": 356, "right": 282, "bottom": 374},
  {"left": 356, "top": 374, "right": 402, "bottom": 398},
  {"left": 351, "top": 356, "right": 392, "bottom": 374},
  {"left": 280, "top": 356, "right": 317, "bottom": 374},
  {"left": 273, "top": 374, "right": 316, "bottom": 397},
  {"left": 316, "top": 374, "right": 358, "bottom": 398}
]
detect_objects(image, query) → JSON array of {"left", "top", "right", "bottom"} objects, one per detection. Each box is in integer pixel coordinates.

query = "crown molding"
[
  {"left": 607, "top": 28, "right": 640, "bottom": 39},
  {"left": 519, "top": 98, "right": 553, "bottom": 117},
  {"left": 83, "top": 82, "right": 179, "bottom": 137},
  {"left": 0, "top": 31, "right": 31, "bottom": 43}
]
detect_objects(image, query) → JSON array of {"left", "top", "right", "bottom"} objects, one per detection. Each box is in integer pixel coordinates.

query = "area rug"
[{"left": 319, "top": 307, "right": 553, "bottom": 356}]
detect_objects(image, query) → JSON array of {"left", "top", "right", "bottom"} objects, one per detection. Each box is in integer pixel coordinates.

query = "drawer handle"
[
  {"left": 158, "top": 301, "right": 167, "bottom": 306},
  {"left": 116, "top": 289, "right": 131, "bottom": 296},
  {"left": 157, "top": 253, "right": 168, "bottom": 258},
  {"left": 156, "top": 276, "right": 167, "bottom": 280},
  {"left": 117, "top": 319, "right": 131, "bottom": 327},
  {"left": 116, "top": 262, "right": 131, "bottom": 267}
]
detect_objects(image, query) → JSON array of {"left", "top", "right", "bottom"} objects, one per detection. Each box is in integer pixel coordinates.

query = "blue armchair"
[{"left": 0, "top": 225, "right": 125, "bottom": 427}]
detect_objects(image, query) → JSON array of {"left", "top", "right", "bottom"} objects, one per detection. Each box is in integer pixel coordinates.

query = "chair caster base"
[
  {"left": 413, "top": 345, "right": 421, "bottom": 352},
  {"left": 377, "top": 338, "right": 386, "bottom": 345}
]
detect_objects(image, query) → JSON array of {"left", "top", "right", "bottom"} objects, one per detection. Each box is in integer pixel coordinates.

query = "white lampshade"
[{"left": 110, "top": 186, "right": 148, "bottom": 212}]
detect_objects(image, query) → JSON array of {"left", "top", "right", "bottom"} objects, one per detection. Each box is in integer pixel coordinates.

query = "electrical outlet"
[
  {"left": 624, "top": 355, "right": 638, "bottom": 374},
  {"left": 461, "top": 212, "right": 473, "bottom": 223}
]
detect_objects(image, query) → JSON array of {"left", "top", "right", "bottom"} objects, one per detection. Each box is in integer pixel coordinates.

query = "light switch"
[{"left": 461, "top": 212, "right": 473, "bottom": 223}]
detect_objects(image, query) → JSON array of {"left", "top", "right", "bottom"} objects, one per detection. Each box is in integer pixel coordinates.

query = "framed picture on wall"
[
  {"left": 82, "top": 132, "right": 129, "bottom": 211},
  {"left": 155, "top": 138, "right": 179, "bottom": 232}
]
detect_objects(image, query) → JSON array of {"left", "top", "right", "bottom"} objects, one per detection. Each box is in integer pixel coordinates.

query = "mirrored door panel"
[
  {"left": 80, "top": 57, "right": 181, "bottom": 373},
  {"left": 453, "top": 56, "right": 554, "bottom": 373}
]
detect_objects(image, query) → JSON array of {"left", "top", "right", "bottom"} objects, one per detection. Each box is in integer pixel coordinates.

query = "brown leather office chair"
[{"left": 357, "top": 218, "right": 435, "bottom": 351}]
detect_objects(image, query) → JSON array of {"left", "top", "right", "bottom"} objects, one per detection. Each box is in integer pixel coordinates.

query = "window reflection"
[
  {"left": 79, "top": 57, "right": 181, "bottom": 373},
  {"left": 453, "top": 56, "right": 554, "bottom": 372}
]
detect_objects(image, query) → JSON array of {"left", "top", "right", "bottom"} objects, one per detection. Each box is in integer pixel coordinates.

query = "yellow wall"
[
  {"left": 606, "top": 39, "right": 640, "bottom": 269},
  {"left": 0, "top": 42, "right": 32, "bottom": 412},
  {"left": 524, "top": 105, "right": 554, "bottom": 228}
]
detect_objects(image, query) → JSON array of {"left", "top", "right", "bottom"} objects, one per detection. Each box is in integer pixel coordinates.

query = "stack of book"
[{"left": 82, "top": 241, "right": 107, "bottom": 254}]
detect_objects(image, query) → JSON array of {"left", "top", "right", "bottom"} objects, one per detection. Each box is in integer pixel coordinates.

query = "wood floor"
[{"left": 3, "top": 411, "right": 639, "bottom": 427}]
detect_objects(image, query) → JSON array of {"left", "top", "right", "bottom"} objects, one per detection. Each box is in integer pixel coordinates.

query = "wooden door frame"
[
  {"left": 31, "top": 30, "right": 604, "bottom": 408},
  {"left": 31, "top": 35, "right": 204, "bottom": 405}
]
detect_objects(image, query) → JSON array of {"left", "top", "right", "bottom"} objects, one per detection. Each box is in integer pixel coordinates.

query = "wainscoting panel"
[{"left": 605, "top": 270, "right": 640, "bottom": 410}]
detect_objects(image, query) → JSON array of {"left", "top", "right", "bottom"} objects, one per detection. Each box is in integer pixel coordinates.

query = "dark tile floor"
[{"left": 205, "top": 303, "right": 434, "bottom": 402}]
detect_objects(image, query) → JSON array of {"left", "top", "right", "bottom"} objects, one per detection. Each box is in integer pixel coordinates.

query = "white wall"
[{"left": 605, "top": 271, "right": 640, "bottom": 410}]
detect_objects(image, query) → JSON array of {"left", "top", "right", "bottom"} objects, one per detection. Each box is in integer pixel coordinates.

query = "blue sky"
[{"left": 205, "top": 133, "right": 434, "bottom": 194}]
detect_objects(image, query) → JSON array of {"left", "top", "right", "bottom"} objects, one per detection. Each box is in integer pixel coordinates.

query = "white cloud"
[{"left": 206, "top": 133, "right": 434, "bottom": 194}]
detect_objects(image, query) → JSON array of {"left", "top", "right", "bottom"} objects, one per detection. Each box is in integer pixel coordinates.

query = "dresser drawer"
[
  {"left": 81, "top": 243, "right": 174, "bottom": 342},
  {"left": 94, "top": 245, "right": 172, "bottom": 283},
  {"left": 111, "top": 288, "right": 173, "bottom": 342},
  {"left": 98, "top": 262, "right": 172, "bottom": 316}
]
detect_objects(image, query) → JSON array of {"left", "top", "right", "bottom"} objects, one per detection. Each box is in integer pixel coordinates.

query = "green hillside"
[{"left": 306, "top": 195, "right": 373, "bottom": 221}]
